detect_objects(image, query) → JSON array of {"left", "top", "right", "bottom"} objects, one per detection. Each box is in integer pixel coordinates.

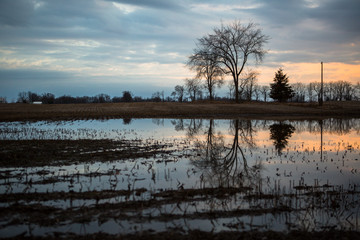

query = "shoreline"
[{"left": 0, "top": 101, "right": 359, "bottom": 122}]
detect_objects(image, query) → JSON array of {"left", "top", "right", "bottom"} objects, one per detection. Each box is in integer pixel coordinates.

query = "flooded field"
[{"left": 0, "top": 118, "right": 360, "bottom": 238}]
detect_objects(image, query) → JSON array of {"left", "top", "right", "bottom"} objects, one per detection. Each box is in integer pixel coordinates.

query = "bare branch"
[{"left": 187, "top": 20, "right": 269, "bottom": 103}]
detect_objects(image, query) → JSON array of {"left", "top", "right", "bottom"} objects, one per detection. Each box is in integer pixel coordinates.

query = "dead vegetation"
[
  {"left": 0, "top": 101, "right": 359, "bottom": 122},
  {"left": 0, "top": 140, "right": 172, "bottom": 167}
]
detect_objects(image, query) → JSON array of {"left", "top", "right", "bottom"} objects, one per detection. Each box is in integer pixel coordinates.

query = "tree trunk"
[{"left": 234, "top": 73, "right": 240, "bottom": 103}]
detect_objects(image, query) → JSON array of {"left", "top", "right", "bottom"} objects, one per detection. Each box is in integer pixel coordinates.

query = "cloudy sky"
[{"left": 0, "top": 0, "right": 359, "bottom": 101}]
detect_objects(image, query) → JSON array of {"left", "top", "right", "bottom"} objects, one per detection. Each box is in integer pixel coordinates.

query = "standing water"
[{"left": 0, "top": 118, "right": 359, "bottom": 237}]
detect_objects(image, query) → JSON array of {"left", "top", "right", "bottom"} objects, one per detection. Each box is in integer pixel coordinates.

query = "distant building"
[
  {"left": 0, "top": 97, "right": 7, "bottom": 103},
  {"left": 32, "top": 101, "right": 42, "bottom": 104}
]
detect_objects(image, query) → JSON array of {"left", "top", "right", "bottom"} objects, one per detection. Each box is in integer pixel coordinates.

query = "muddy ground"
[
  {"left": 3, "top": 230, "right": 360, "bottom": 240},
  {"left": 1, "top": 138, "right": 360, "bottom": 239},
  {"left": 0, "top": 139, "right": 172, "bottom": 167}
]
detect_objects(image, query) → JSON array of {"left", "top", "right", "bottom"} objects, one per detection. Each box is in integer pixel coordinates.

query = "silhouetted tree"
[
  {"left": 0, "top": 97, "right": 7, "bottom": 103},
  {"left": 28, "top": 91, "right": 41, "bottom": 103},
  {"left": 55, "top": 95, "right": 76, "bottom": 104},
  {"left": 17, "top": 91, "right": 29, "bottom": 103},
  {"left": 253, "top": 84, "right": 261, "bottom": 101},
  {"left": 121, "top": 91, "right": 133, "bottom": 102},
  {"left": 187, "top": 48, "right": 224, "bottom": 100},
  {"left": 269, "top": 122, "right": 295, "bottom": 155},
  {"left": 355, "top": 82, "right": 360, "bottom": 101},
  {"left": 270, "top": 68, "right": 294, "bottom": 102},
  {"left": 291, "top": 82, "right": 306, "bottom": 102},
  {"left": 260, "top": 86, "right": 270, "bottom": 102},
  {"left": 171, "top": 119, "right": 203, "bottom": 138},
  {"left": 171, "top": 85, "right": 185, "bottom": 102},
  {"left": 93, "top": 93, "right": 110, "bottom": 103},
  {"left": 41, "top": 93, "right": 55, "bottom": 104},
  {"left": 227, "top": 81, "right": 235, "bottom": 99},
  {"left": 122, "top": 118, "right": 132, "bottom": 125},
  {"left": 309, "top": 82, "right": 322, "bottom": 103},
  {"left": 151, "top": 91, "right": 162, "bottom": 102},
  {"left": 243, "top": 70, "right": 259, "bottom": 101},
  {"left": 341, "top": 80, "right": 354, "bottom": 101},
  {"left": 133, "top": 96, "right": 143, "bottom": 102},
  {"left": 190, "top": 119, "right": 262, "bottom": 188},
  {"left": 171, "top": 119, "right": 185, "bottom": 131},
  {"left": 193, "top": 21, "right": 269, "bottom": 103},
  {"left": 112, "top": 96, "right": 122, "bottom": 103},
  {"left": 185, "top": 78, "right": 202, "bottom": 102}
]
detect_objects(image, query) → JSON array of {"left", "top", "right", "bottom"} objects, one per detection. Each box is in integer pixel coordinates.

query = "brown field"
[{"left": 0, "top": 101, "right": 359, "bottom": 121}]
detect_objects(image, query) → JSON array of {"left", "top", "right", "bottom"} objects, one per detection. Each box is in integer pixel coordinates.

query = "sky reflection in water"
[{"left": 0, "top": 118, "right": 359, "bottom": 236}]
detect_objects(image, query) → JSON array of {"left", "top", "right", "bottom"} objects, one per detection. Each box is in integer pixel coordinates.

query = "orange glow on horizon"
[
  {"left": 258, "top": 62, "right": 360, "bottom": 86},
  {"left": 197, "top": 129, "right": 360, "bottom": 152}
]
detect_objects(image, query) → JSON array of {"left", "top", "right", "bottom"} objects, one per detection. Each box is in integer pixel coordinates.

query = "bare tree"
[
  {"left": 185, "top": 78, "right": 202, "bottom": 102},
  {"left": 227, "top": 81, "right": 235, "bottom": 99},
  {"left": 194, "top": 21, "right": 269, "bottom": 103},
  {"left": 41, "top": 93, "right": 55, "bottom": 104},
  {"left": 309, "top": 82, "right": 322, "bottom": 102},
  {"left": 187, "top": 47, "right": 224, "bottom": 100},
  {"left": 323, "top": 82, "right": 333, "bottom": 101},
  {"left": 355, "top": 82, "right": 360, "bottom": 101},
  {"left": 309, "top": 80, "right": 355, "bottom": 102},
  {"left": 242, "top": 70, "right": 259, "bottom": 101},
  {"left": 342, "top": 81, "right": 355, "bottom": 101},
  {"left": 171, "top": 85, "right": 185, "bottom": 102},
  {"left": 291, "top": 82, "right": 306, "bottom": 102},
  {"left": 260, "top": 85, "right": 270, "bottom": 102},
  {"left": 93, "top": 93, "right": 110, "bottom": 103},
  {"left": 307, "top": 83, "right": 314, "bottom": 102},
  {"left": 253, "top": 84, "right": 261, "bottom": 101},
  {"left": 17, "top": 91, "right": 29, "bottom": 103},
  {"left": 190, "top": 119, "right": 261, "bottom": 188},
  {"left": 151, "top": 91, "right": 162, "bottom": 102},
  {"left": 28, "top": 91, "right": 41, "bottom": 103},
  {"left": 0, "top": 97, "right": 7, "bottom": 103},
  {"left": 333, "top": 81, "right": 346, "bottom": 101}
]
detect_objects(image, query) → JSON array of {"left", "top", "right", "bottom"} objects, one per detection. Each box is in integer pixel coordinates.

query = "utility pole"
[
  {"left": 320, "top": 120, "right": 323, "bottom": 162},
  {"left": 319, "top": 62, "right": 323, "bottom": 106}
]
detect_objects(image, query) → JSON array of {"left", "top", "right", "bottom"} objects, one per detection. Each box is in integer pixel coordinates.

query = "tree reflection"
[
  {"left": 291, "top": 118, "right": 359, "bottom": 135},
  {"left": 171, "top": 119, "right": 203, "bottom": 138},
  {"left": 122, "top": 118, "right": 132, "bottom": 125},
  {"left": 190, "top": 119, "right": 263, "bottom": 189},
  {"left": 269, "top": 122, "right": 295, "bottom": 155}
]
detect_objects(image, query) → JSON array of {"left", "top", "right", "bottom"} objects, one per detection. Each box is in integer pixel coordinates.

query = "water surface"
[{"left": 0, "top": 118, "right": 359, "bottom": 237}]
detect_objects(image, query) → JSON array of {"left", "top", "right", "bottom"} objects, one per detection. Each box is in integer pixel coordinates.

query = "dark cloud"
[
  {"left": 0, "top": 69, "right": 73, "bottom": 83},
  {"left": 0, "top": 0, "right": 35, "bottom": 26},
  {"left": 235, "top": 0, "right": 360, "bottom": 64},
  {"left": 249, "top": 0, "right": 360, "bottom": 38},
  {"left": 309, "top": 0, "right": 360, "bottom": 33},
  {"left": 0, "top": 0, "right": 359, "bottom": 100}
]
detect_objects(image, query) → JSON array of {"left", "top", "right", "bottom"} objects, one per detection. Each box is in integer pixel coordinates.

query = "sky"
[{"left": 0, "top": 0, "right": 360, "bottom": 101}]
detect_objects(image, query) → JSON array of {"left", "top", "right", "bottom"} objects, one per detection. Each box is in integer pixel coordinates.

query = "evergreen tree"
[
  {"left": 270, "top": 68, "right": 294, "bottom": 102},
  {"left": 269, "top": 122, "right": 295, "bottom": 155}
]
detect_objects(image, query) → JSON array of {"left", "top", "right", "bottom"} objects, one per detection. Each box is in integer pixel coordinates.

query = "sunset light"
[{"left": 0, "top": 0, "right": 359, "bottom": 101}]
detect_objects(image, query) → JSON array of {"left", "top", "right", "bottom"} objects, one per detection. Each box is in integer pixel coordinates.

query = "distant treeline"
[
  {"left": 172, "top": 79, "right": 360, "bottom": 103},
  {"left": 14, "top": 91, "right": 144, "bottom": 104},
  {"left": 0, "top": 80, "right": 358, "bottom": 104}
]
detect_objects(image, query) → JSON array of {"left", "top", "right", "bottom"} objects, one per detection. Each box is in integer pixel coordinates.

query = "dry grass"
[{"left": 0, "top": 101, "right": 359, "bottom": 121}]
